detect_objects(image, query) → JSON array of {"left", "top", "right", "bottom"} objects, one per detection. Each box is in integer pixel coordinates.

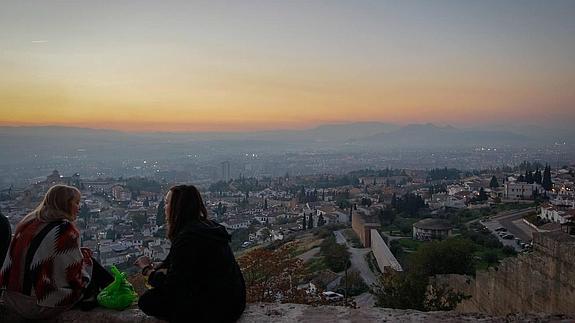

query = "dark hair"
[{"left": 166, "top": 185, "right": 208, "bottom": 241}]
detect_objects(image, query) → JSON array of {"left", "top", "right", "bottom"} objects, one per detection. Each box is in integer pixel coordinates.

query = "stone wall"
[
  {"left": 351, "top": 212, "right": 379, "bottom": 248},
  {"left": 370, "top": 229, "right": 402, "bottom": 273},
  {"left": 434, "top": 231, "right": 575, "bottom": 316},
  {"left": 1, "top": 302, "right": 572, "bottom": 322}
]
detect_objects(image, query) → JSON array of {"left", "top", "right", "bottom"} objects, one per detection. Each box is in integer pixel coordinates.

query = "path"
[
  {"left": 334, "top": 230, "right": 377, "bottom": 307},
  {"left": 297, "top": 247, "right": 320, "bottom": 263}
]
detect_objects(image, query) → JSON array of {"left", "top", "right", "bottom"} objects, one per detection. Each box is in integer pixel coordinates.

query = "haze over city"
[
  {"left": 1, "top": 1, "right": 574, "bottom": 132},
  {"left": 2, "top": 2, "right": 575, "bottom": 321}
]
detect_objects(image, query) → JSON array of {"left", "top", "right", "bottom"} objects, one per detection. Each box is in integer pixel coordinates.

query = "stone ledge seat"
[{"left": 1, "top": 301, "right": 574, "bottom": 322}]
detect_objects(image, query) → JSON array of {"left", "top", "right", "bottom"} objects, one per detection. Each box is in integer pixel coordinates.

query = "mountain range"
[{"left": 1, "top": 122, "right": 570, "bottom": 147}]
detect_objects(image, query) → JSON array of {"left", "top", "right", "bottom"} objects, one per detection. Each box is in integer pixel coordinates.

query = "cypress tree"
[
  {"left": 478, "top": 187, "right": 488, "bottom": 201},
  {"left": 156, "top": 200, "right": 165, "bottom": 227},
  {"left": 525, "top": 170, "right": 534, "bottom": 184},
  {"left": 542, "top": 165, "right": 553, "bottom": 191},
  {"left": 308, "top": 213, "right": 314, "bottom": 229},
  {"left": 489, "top": 176, "right": 499, "bottom": 188},
  {"left": 534, "top": 168, "right": 542, "bottom": 184},
  {"left": 317, "top": 214, "right": 325, "bottom": 227}
]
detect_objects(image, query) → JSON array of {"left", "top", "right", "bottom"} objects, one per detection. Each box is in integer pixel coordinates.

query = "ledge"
[{"left": 1, "top": 302, "right": 573, "bottom": 322}]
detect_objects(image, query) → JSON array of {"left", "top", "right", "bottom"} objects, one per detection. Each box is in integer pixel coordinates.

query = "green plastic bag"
[{"left": 97, "top": 265, "right": 138, "bottom": 310}]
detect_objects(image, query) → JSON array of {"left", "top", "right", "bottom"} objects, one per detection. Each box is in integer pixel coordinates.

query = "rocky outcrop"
[
  {"left": 1, "top": 302, "right": 573, "bottom": 322},
  {"left": 434, "top": 230, "right": 575, "bottom": 316}
]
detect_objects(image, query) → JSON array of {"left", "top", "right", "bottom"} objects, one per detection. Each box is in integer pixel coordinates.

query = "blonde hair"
[{"left": 21, "top": 185, "right": 81, "bottom": 224}]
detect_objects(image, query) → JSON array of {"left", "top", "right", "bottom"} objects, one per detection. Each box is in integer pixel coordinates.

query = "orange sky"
[{"left": 1, "top": 1, "right": 574, "bottom": 132}]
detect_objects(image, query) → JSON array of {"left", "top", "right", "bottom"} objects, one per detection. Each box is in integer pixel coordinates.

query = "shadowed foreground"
[{"left": 1, "top": 302, "right": 573, "bottom": 322}]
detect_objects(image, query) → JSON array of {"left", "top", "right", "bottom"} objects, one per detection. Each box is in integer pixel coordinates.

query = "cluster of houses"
[
  {"left": 0, "top": 170, "right": 171, "bottom": 273},
  {"left": 2, "top": 164, "right": 574, "bottom": 272}
]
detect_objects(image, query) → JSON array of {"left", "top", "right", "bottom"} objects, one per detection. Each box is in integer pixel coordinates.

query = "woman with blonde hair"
[{"left": 0, "top": 184, "right": 112, "bottom": 319}]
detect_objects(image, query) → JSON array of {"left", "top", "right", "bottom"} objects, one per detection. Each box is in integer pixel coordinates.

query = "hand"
[
  {"left": 134, "top": 256, "right": 152, "bottom": 269},
  {"left": 80, "top": 247, "right": 93, "bottom": 258}
]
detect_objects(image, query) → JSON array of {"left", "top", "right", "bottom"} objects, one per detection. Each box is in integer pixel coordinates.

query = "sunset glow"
[{"left": 1, "top": 1, "right": 574, "bottom": 132}]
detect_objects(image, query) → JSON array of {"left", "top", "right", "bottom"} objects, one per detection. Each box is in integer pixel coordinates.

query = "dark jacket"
[
  {"left": 0, "top": 214, "right": 10, "bottom": 268},
  {"left": 139, "top": 220, "right": 246, "bottom": 323}
]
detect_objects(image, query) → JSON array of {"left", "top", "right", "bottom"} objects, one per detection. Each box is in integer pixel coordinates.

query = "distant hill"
[
  {"left": 358, "top": 123, "right": 531, "bottom": 147},
  {"left": 0, "top": 122, "right": 398, "bottom": 144},
  {"left": 0, "top": 122, "right": 569, "bottom": 157}
]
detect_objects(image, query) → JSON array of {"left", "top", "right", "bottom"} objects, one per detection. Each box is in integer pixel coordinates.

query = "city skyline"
[{"left": 1, "top": 1, "right": 574, "bottom": 132}]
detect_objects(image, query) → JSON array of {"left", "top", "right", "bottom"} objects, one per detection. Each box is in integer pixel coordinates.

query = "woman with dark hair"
[
  {"left": 135, "top": 185, "right": 246, "bottom": 322},
  {"left": 0, "top": 185, "right": 113, "bottom": 319}
]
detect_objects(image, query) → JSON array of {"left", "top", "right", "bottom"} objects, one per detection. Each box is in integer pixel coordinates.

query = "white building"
[
  {"left": 221, "top": 219, "right": 250, "bottom": 230},
  {"left": 330, "top": 211, "right": 350, "bottom": 224},
  {"left": 539, "top": 204, "right": 575, "bottom": 224},
  {"left": 504, "top": 183, "right": 542, "bottom": 200}
]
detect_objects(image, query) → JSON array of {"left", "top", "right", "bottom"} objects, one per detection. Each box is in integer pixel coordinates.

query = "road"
[
  {"left": 334, "top": 230, "right": 377, "bottom": 307},
  {"left": 480, "top": 207, "right": 537, "bottom": 250},
  {"left": 334, "top": 230, "right": 346, "bottom": 244},
  {"left": 297, "top": 247, "right": 320, "bottom": 263}
]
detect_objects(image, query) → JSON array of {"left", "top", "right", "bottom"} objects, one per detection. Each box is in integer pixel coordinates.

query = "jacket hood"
[{"left": 178, "top": 219, "right": 231, "bottom": 243}]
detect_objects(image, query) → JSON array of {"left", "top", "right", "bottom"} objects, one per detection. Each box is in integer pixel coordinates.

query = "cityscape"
[
  {"left": 1, "top": 155, "right": 574, "bottom": 312},
  {"left": 1, "top": 0, "right": 574, "bottom": 321}
]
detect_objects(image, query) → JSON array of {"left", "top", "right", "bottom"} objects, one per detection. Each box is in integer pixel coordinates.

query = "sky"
[{"left": 0, "top": 0, "right": 574, "bottom": 132}]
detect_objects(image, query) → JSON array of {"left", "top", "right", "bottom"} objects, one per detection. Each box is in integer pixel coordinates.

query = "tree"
[
  {"left": 409, "top": 238, "right": 476, "bottom": 277},
  {"left": 79, "top": 203, "right": 90, "bottom": 221},
  {"left": 482, "top": 249, "right": 499, "bottom": 265},
  {"left": 542, "top": 165, "right": 553, "bottom": 191},
  {"left": 338, "top": 199, "right": 351, "bottom": 210},
  {"left": 308, "top": 213, "right": 314, "bottom": 229},
  {"left": 517, "top": 174, "right": 525, "bottom": 182},
  {"left": 230, "top": 228, "right": 251, "bottom": 251},
  {"left": 360, "top": 197, "right": 372, "bottom": 207},
  {"left": 427, "top": 168, "right": 460, "bottom": 181},
  {"left": 156, "top": 200, "right": 165, "bottom": 227},
  {"left": 143, "top": 197, "right": 150, "bottom": 207},
  {"left": 337, "top": 270, "right": 368, "bottom": 297},
  {"left": 259, "top": 228, "right": 271, "bottom": 242},
  {"left": 525, "top": 170, "right": 534, "bottom": 184},
  {"left": 215, "top": 202, "right": 227, "bottom": 218},
  {"left": 489, "top": 176, "right": 499, "bottom": 188},
  {"left": 379, "top": 206, "right": 395, "bottom": 226},
  {"left": 237, "top": 242, "right": 315, "bottom": 304},
  {"left": 373, "top": 272, "right": 428, "bottom": 310},
  {"left": 477, "top": 187, "right": 488, "bottom": 202},
  {"left": 373, "top": 237, "right": 474, "bottom": 311},
  {"left": 317, "top": 214, "right": 325, "bottom": 227},
  {"left": 132, "top": 213, "right": 148, "bottom": 230},
  {"left": 320, "top": 236, "right": 351, "bottom": 272},
  {"left": 534, "top": 168, "right": 542, "bottom": 184},
  {"left": 302, "top": 215, "right": 307, "bottom": 230},
  {"left": 264, "top": 198, "right": 268, "bottom": 210},
  {"left": 106, "top": 229, "right": 117, "bottom": 241},
  {"left": 394, "top": 193, "right": 427, "bottom": 217},
  {"left": 298, "top": 186, "right": 306, "bottom": 203}
]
